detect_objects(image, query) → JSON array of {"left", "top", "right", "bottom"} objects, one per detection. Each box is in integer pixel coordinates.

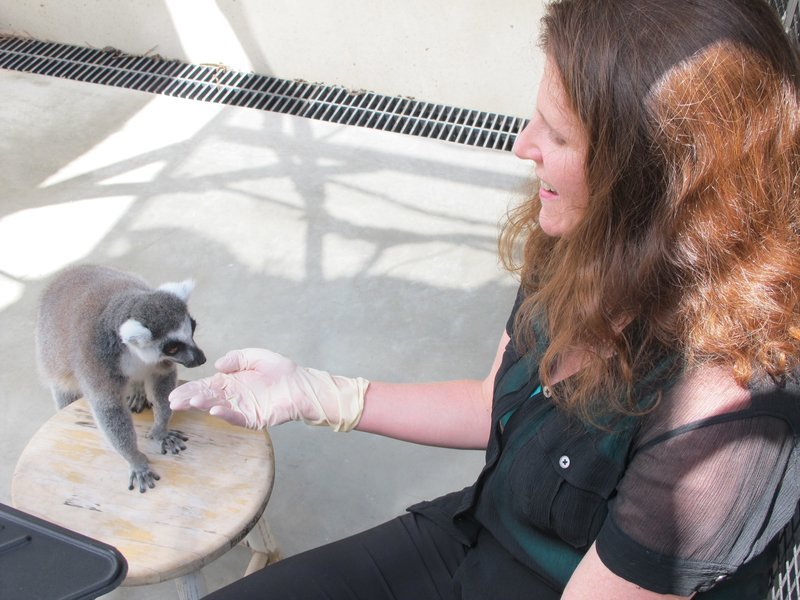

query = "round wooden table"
[{"left": 12, "top": 398, "right": 280, "bottom": 599}]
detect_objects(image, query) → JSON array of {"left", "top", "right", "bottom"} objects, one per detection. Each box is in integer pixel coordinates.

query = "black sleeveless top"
[{"left": 409, "top": 287, "right": 800, "bottom": 597}]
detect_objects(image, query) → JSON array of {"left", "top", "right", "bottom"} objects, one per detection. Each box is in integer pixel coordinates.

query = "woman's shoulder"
[
  {"left": 603, "top": 365, "right": 800, "bottom": 593},
  {"left": 637, "top": 363, "right": 800, "bottom": 446}
]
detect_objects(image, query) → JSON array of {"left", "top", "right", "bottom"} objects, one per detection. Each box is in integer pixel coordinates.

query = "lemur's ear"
[
  {"left": 158, "top": 279, "right": 195, "bottom": 302},
  {"left": 119, "top": 319, "right": 152, "bottom": 348}
]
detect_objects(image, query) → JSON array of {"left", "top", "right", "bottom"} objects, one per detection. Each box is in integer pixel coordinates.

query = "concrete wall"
[{"left": 0, "top": 0, "right": 547, "bottom": 117}]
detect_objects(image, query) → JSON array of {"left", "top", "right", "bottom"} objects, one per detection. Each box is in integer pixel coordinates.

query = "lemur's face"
[
  {"left": 160, "top": 316, "right": 206, "bottom": 368},
  {"left": 119, "top": 315, "right": 206, "bottom": 368}
]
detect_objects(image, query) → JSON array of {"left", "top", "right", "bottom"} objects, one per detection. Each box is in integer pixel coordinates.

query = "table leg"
[
  {"left": 243, "top": 515, "right": 281, "bottom": 575},
  {"left": 175, "top": 570, "right": 209, "bottom": 600}
]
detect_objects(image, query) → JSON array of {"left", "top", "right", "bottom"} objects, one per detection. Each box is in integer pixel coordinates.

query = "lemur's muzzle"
[{"left": 182, "top": 346, "right": 206, "bottom": 368}]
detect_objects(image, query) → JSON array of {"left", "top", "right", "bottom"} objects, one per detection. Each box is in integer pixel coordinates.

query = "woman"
[{"left": 170, "top": 0, "right": 800, "bottom": 597}]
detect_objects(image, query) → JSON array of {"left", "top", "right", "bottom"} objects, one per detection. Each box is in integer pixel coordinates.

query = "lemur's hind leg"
[
  {"left": 51, "top": 385, "right": 82, "bottom": 410},
  {"left": 126, "top": 381, "right": 150, "bottom": 413}
]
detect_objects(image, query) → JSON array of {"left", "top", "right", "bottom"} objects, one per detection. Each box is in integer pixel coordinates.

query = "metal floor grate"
[{"left": 0, "top": 36, "right": 525, "bottom": 152}]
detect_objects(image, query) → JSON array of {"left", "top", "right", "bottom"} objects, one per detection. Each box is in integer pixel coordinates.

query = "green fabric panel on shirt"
[{"left": 480, "top": 398, "right": 585, "bottom": 587}]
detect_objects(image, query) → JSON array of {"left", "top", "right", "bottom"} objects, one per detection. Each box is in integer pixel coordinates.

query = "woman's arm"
[
  {"left": 355, "top": 331, "right": 510, "bottom": 450},
  {"left": 169, "top": 331, "right": 509, "bottom": 447},
  {"left": 563, "top": 544, "right": 691, "bottom": 600}
]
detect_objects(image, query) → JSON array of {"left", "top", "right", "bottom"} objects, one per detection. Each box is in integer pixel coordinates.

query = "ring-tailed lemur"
[{"left": 35, "top": 264, "right": 207, "bottom": 492}]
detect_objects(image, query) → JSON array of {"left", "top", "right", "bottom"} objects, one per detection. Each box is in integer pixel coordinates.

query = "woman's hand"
[{"left": 169, "top": 348, "right": 369, "bottom": 431}]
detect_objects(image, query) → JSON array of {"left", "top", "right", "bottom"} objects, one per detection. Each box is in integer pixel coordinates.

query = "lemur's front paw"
[
  {"left": 159, "top": 430, "right": 189, "bottom": 455},
  {"left": 128, "top": 465, "right": 160, "bottom": 493},
  {"left": 126, "top": 383, "right": 150, "bottom": 413}
]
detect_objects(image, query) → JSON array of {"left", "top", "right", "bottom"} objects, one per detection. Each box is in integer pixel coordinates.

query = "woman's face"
[{"left": 513, "top": 56, "right": 589, "bottom": 237}]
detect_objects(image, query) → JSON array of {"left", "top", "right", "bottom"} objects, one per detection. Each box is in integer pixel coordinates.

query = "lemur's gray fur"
[{"left": 35, "top": 264, "right": 206, "bottom": 492}]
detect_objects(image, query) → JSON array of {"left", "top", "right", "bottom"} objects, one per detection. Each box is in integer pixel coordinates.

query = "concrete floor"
[{"left": 0, "top": 68, "right": 531, "bottom": 597}]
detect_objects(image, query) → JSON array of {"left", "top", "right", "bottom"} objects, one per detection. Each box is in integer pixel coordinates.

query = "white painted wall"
[{"left": 0, "top": 0, "right": 546, "bottom": 117}]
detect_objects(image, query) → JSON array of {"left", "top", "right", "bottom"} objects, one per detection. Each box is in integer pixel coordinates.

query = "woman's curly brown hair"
[{"left": 499, "top": 0, "right": 800, "bottom": 423}]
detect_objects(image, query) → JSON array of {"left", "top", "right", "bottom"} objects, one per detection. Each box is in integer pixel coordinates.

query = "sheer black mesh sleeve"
[{"left": 595, "top": 367, "right": 797, "bottom": 595}]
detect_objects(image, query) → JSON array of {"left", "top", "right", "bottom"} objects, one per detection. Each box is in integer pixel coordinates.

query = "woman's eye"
[{"left": 549, "top": 131, "right": 567, "bottom": 146}]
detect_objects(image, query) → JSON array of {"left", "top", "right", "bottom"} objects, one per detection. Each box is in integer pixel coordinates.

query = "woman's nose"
[{"left": 512, "top": 119, "right": 543, "bottom": 163}]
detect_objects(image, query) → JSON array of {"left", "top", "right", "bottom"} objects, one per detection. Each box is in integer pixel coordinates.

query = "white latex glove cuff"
[{"left": 296, "top": 367, "right": 369, "bottom": 432}]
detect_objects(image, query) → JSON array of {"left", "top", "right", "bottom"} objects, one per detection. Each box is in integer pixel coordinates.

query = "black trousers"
[{"left": 205, "top": 513, "right": 468, "bottom": 600}]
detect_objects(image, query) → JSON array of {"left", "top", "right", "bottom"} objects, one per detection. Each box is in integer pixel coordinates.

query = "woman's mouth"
[{"left": 539, "top": 179, "right": 558, "bottom": 199}]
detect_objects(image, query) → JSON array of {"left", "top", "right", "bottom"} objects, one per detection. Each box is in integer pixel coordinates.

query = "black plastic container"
[{"left": 0, "top": 502, "right": 127, "bottom": 599}]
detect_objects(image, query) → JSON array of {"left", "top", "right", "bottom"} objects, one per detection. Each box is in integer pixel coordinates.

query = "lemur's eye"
[{"left": 163, "top": 342, "right": 184, "bottom": 356}]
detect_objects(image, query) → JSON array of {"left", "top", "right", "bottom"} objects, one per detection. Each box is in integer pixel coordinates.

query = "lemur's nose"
[{"left": 186, "top": 347, "right": 206, "bottom": 368}]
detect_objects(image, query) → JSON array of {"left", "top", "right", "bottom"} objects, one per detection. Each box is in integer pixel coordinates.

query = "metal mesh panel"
[
  {"left": 771, "top": 0, "right": 800, "bottom": 43},
  {"left": 769, "top": 503, "right": 800, "bottom": 600},
  {"left": 764, "top": 0, "right": 800, "bottom": 590}
]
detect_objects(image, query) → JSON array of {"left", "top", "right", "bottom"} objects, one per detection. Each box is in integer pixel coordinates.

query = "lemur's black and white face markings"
[{"left": 160, "top": 316, "right": 205, "bottom": 367}]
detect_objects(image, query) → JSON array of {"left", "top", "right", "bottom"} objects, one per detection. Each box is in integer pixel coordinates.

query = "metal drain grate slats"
[{"left": 0, "top": 36, "right": 525, "bottom": 152}]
